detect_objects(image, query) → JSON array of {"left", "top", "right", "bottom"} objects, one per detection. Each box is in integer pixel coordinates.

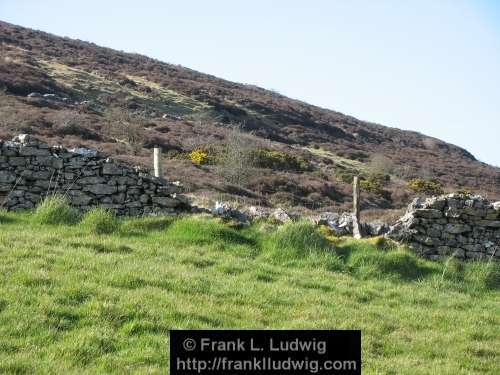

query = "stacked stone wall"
[
  {"left": 388, "top": 194, "right": 500, "bottom": 260},
  {"left": 0, "top": 135, "right": 188, "bottom": 215}
]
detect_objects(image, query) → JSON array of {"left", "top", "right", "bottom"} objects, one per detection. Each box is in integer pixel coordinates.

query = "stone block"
[
  {"left": 9, "top": 157, "right": 26, "bottom": 166},
  {"left": 414, "top": 209, "right": 443, "bottom": 219},
  {"left": 476, "top": 220, "right": 500, "bottom": 228},
  {"left": 102, "top": 163, "right": 123, "bottom": 175},
  {"left": 0, "top": 171, "right": 16, "bottom": 183},
  {"left": 152, "top": 196, "right": 179, "bottom": 208},
  {"left": 84, "top": 184, "right": 117, "bottom": 195},
  {"left": 19, "top": 146, "right": 50, "bottom": 156},
  {"left": 445, "top": 223, "right": 471, "bottom": 234}
]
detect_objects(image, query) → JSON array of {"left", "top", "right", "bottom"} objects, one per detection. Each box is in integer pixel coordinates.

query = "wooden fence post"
[
  {"left": 352, "top": 176, "right": 362, "bottom": 239},
  {"left": 153, "top": 147, "right": 162, "bottom": 178}
]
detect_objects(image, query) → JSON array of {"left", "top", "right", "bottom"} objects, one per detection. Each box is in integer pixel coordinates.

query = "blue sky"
[{"left": 2, "top": 1, "right": 499, "bottom": 166}]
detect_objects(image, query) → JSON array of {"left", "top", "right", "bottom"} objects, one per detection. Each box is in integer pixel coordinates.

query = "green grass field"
[{"left": 0, "top": 204, "right": 498, "bottom": 374}]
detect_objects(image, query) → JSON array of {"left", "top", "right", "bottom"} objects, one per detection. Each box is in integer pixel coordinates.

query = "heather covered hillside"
[{"left": 1, "top": 20, "right": 499, "bottom": 215}]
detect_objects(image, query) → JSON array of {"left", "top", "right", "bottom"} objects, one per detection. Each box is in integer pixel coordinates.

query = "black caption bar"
[{"left": 170, "top": 330, "right": 361, "bottom": 374}]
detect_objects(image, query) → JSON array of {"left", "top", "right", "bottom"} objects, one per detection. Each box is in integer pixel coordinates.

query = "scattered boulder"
[
  {"left": 245, "top": 206, "right": 269, "bottom": 221},
  {"left": 272, "top": 208, "right": 292, "bottom": 223},
  {"left": 211, "top": 201, "right": 250, "bottom": 224}
]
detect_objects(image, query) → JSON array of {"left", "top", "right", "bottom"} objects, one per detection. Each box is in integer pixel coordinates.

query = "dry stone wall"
[
  {"left": 388, "top": 194, "right": 500, "bottom": 260},
  {"left": 0, "top": 135, "right": 189, "bottom": 215}
]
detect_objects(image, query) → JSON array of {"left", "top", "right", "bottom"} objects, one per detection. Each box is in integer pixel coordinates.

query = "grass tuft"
[
  {"left": 465, "top": 260, "right": 500, "bottom": 291},
  {"left": 165, "top": 216, "right": 254, "bottom": 247},
  {"left": 262, "top": 221, "right": 337, "bottom": 263},
  {"left": 349, "top": 249, "right": 435, "bottom": 281},
  {"left": 60, "top": 328, "right": 117, "bottom": 365},
  {"left": 32, "top": 195, "right": 80, "bottom": 225},
  {"left": 81, "top": 207, "right": 119, "bottom": 235}
]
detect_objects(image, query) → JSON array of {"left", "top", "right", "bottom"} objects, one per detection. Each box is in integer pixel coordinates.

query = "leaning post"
[
  {"left": 352, "top": 176, "right": 362, "bottom": 239},
  {"left": 153, "top": 146, "right": 162, "bottom": 178}
]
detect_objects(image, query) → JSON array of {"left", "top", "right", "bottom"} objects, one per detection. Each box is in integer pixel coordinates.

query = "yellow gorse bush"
[
  {"left": 189, "top": 149, "right": 209, "bottom": 165},
  {"left": 407, "top": 177, "right": 444, "bottom": 195}
]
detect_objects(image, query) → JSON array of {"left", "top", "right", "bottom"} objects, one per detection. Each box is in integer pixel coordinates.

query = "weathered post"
[
  {"left": 352, "top": 176, "right": 362, "bottom": 239},
  {"left": 153, "top": 146, "right": 162, "bottom": 178}
]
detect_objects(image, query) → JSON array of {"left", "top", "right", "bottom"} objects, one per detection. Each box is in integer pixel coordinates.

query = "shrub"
[
  {"left": 188, "top": 149, "right": 209, "bottom": 165},
  {"left": 32, "top": 195, "right": 80, "bottom": 225},
  {"left": 360, "top": 178, "right": 384, "bottom": 196},
  {"left": 368, "top": 154, "right": 394, "bottom": 175},
  {"left": 335, "top": 170, "right": 357, "bottom": 184},
  {"left": 103, "top": 107, "right": 146, "bottom": 154},
  {"left": 407, "top": 178, "right": 444, "bottom": 195},
  {"left": 217, "top": 126, "right": 257, "bottom": 186},
  {"left": 81, "top": 207, "right": 119, "bottom": 235},
  {"left": 455, "top": 188, "right": 472, "bottom": 196},
  {"left": 361, "top": 173, "right": 389, "bottom": 196},
  {"left": 253, "top": 150, "right": 310, "bottom": 171}
]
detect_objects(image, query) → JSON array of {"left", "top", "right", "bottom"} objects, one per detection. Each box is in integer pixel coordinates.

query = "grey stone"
[
  {"left": 102, "top": 163, "right": 122, "bottom": 175},
  {"left": 36, "top": 156, "right": 63, "bottom": 169},
  {"left": 9, "top": 157, "right": 26, "bottom": 166},
  {"left": 152, "top": 196, "right": 179, "bottom": 208},
  {"left": 67, "top": 157, "right": 87, "bottom": 168},
  {"left": 414, "top": 209, "right": 443, "bottom": 219},
  {"left": 485, "top": 210, "right": 498, "bottom": 220},
  {"left": 112, "top": 193, "right": 126, "bottom": 204},
  {"left": 31, "top": 171, "right": 53, "bottom": 180},
  {"left": 0, "top": 171, "right": 16, "bottom": 183},
  {"left": 19, "top": 146, "right": 50, "bottom": 156},
  {"left": 78, "top": 176, "right": 106, "bottom": 185},
  {"left": 445, "top": 223, "right": 471, "bottom": 234},
  {"left": 34, "top": 180, "right": 50, "bottom": 189},
  {"left": 68, "top": 191, "right": 93, "bottom": 205},
  {"left": 424, "top": 197, "right": 446, "bottom": 210},
  {"left": 476, "top": 220, "right": 500, "bottom": 228},
  {"left": 84, "top": 184, "right": 117, "bottom": 195}
]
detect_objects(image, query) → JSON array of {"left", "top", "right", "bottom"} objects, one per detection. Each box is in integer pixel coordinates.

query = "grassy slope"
[{"left": 0, "top": 211, "right": 498, "bottom": 374}]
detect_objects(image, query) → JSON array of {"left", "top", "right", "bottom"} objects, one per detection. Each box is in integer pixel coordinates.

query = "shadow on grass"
[
  {"left": 337, "top": 241, "right": 438, "bottom": 282},
  {"left": 165, "top": 217, "right": 257, "bottom": 247},
  {"left": 45, "top": 307, "right": 81, "bottom": 332},
  {"left": 181, "top": 258, "right": 216, "bottom": 269},
  {"left": 120, "top": 217, "right": 175, "bottom": 237},
  {"left": 0, "top": 212, "right": 19, "bottom": 224},
  {"left": 69, "top": 242, "right": 133, "bottom": 254}
]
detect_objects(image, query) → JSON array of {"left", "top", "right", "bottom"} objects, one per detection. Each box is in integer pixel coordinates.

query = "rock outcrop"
[
  {"left": 0, "top": 135, "right": 189, "bottom": 215},
  {"left": 388, "top": 194, "right": 500, "bottom": 260},
  {"left": 310, "top": 212, "right": 389, "bottom": 237}
]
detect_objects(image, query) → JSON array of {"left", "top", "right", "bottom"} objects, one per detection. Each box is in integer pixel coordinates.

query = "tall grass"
[
  {"left": 81, "top": 207, "right": 119, "bottom": 235},
  {"left": 32, "top": 195, "right": 80, "bottom": 225},
  {"left": 166, "top": 216, "right": 255, "bottom": 247},
  {"left": 262, "top": 221, "right": 333, "bottom": 258}
]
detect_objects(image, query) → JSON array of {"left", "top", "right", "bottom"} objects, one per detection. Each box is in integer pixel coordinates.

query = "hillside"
[
  {"left": 0, "top": 210, "right": 498, "bottom": 374},
  {"left": 1, "top": 20, "right": 499, "bottom": 216}
]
